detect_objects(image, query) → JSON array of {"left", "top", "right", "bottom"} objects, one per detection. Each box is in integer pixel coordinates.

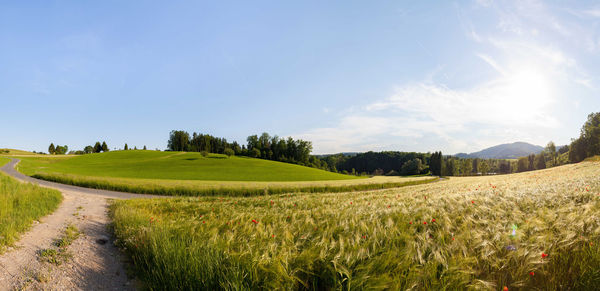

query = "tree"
[
  {"left": 429, "top": 151, "right": 443, "bottom": 176},
  {"left": 124, "top": 143, "right": 129, "bottom": 150},
  {"left": 480, "top": 160, "right": 489, "bottom": 175},
  {"left": 84, "top": 145, "right": 93, "bottom": 154},
  {"left": 460, "top": 159, "right": 473, "bottom": 176},
  {"left": 527, "top": 154, "right": 535, "bottom": 171},
  {"left": 535, "top": 153, "right": 546, "bottom": 170},
  {"left": 517, "top": 157, "right": 529, "bottom": 172},
  {"left": 167, "top": 130, "right": 190, "bottom": 152},
  {"left": 569, "top": 138, "right": 587, "bottom": 163},
  {"left": 400, "top": 158, "right": 423, "bottom": 175},
  {"left": 93, "top": 142, "right": 102, "bottom": 153},
  {"left": 143, "top": 145, "right": 147, "bottom": 150},
  {"left": 250, "top": 148, "right": 260, "bottom": 158},
  {"left": 54, "top": 145, "right": 68, "bottom": 155},
  {"left": 101, "top": 141, "right": 109, "bottom": 152},
  {"left": 224, "top": 148, "right": 235, "bottom": 157},
  {"left": 582, "top": 112, "right": 600, "bottom": 157},
  {"left": 546, "top": 141, "right": 556, "bottom": 167},
  {"left": 48, "top": 143, "right": 56, "bottom": 155}
]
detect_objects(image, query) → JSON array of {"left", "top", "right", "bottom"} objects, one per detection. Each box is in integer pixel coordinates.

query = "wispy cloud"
[{"left": 297, "top": 0, "right": 597, "bottom": 155}]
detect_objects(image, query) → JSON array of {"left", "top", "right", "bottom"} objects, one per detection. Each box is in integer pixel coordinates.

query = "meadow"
[
  {"left": 0, "top": 157, "right": 63, "bottom": 252},
  {"left": 110, "top": 160, "right": 600, "bottom": 290},
  {"left": 17, "top": 151, "right": 436, "bottom": 196}
]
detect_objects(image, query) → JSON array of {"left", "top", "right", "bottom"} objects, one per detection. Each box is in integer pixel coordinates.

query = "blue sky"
[{"left": 1, "top": 1, "right": 598, "bottom": 154}]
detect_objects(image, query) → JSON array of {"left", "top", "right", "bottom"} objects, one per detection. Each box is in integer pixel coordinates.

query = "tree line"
[
  {"left": 568, "top": 112, "right": 600, "bottom": 163},
  {"left": 167, "top": 131, "right": 315, "bottom": 166},
  {"left": 47, "top": 141, "right": 148, "bottom": 155}
]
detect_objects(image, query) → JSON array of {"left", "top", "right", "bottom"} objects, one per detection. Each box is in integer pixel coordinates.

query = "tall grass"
[
  {"left": 0, "top": 166, "right": 62, "bottom": 252},
  {"left": 33, "top": 172, "right": 438, "bottom": 196},
  {"left": 110, "top": 161, "right": 600, "bottom": 290}
]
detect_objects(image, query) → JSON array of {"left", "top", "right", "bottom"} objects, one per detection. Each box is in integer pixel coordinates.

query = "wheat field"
[{"left": 110, "top": 160, "right": 600, "bottom": 290}]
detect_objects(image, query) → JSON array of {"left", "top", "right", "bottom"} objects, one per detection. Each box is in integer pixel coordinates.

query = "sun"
[{"left": 506, "top": 68, "right": 551, "bottom": 105}]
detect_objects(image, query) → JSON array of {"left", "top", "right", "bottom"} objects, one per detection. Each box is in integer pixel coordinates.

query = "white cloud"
[{"left": 296, "top": 0, "right": 596, "bottom": 154}]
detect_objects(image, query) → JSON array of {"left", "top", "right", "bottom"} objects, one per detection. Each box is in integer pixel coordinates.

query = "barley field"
[{"left": 112, "top": 160, "right": 600, "bottom": 290}]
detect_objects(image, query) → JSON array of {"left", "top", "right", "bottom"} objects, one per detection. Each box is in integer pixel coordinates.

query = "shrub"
[{"left": 224, "top": 148, "right": 235, "bottom": 157}]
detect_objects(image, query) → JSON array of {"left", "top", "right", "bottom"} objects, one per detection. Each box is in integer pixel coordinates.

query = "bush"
[
  {"left": 200, "top": 151, "right": 209, "bottom": 157},
  {"left": 224, "top": 148, "right": 235, "bottom": 157}
]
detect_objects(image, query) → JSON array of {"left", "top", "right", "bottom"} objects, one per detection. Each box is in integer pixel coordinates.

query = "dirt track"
[{"left": 0, "top": 159, "right": 160, "bottom": 290}]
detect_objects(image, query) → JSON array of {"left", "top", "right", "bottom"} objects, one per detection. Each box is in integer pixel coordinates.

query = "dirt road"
[{"left": 0, "top": 159, "right": 160, "bottom": 290}]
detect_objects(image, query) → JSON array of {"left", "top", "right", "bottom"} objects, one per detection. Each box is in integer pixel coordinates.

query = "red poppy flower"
[
  {"left": 272, "top": 234, "right": 275, "bottom": 238},
  {"left": 452, "top": 237, "right": 455, "bottom": 241},
  {"left": 423, "top": 221, "right": 427, "bottom": 225},
  {"left": 529, "top": 271, "right": 535, "bottom": 276},
  {"left": 541, "top": 253, "right": 548, "bottom": 258},
  {"left": 503, "top": 286, "right": 508, "bottom": 291},
  {"left": 431, "top": 218, "right": 436, "bottom": 222},
  {"left": 350, "top": 202, "right": 353, "bottom": 205},
  {"left": 409, "top": 221, "right": 412, "bottom": 224},
  {"left": 388, "top": 205, "right": 391, "bottom": 208},
  {"left": 362, "top": 235, "right": 366, "bottom": 239},
  {"left": 252, "top": 219, "right": 258, "bottom": 224},
  {"left": 471, "top": 200, "right": 475, "bottom": 204}
]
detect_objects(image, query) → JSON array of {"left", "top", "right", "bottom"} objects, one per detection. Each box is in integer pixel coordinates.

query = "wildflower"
[
  {"left": 423, "top": 221, "right": 427, "bottom": 225},
  {"left": 362, "top": 235, "right": 366, "bottom": 239},
  {"left": 388, "top": 205, "right": 391, "bottom": 208},
  {"left": 252, "top": 219, "right": 258, "bottom": 224},
  {"left": 471, "top": 200, "right": 475, "bottom": 204},
  {"left": 272, "top": 234, "right": 275, "bottom": 238},
  {"left": 350, "top": 202, "right": 352, "bottom": 205},
  {"left": 431, "top": 218, "right": 436, "bottom": 222},
  {"left": 541, "top": 253, "right": 548, "bottom": 259},
  {"left": 529, "top": 271, "right": 535, "bottom": 276},
  {"left": 503, "top": 287, "right": 508, "bottom": 291},
  {"left": 409, "top": 221, "right": 412, "bottom": 224},
  {"left": 452, "top": 237, "right": 455, "bottom": 241}
]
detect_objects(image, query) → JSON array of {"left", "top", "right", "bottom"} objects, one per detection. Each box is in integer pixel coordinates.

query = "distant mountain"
[{"left": 454, "top": 142, "right": 544, "bottom": 159}]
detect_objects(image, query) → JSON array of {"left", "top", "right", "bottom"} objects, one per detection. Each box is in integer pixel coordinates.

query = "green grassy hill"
[
  {"left": 15, "top": 151, "right": 437, "bottom": 196},
  {"left": 18, "top": 150, "right": 358, "bottom": 182},
  {"left": 0, "top": 148, "right": 38, "bottom": 155}
]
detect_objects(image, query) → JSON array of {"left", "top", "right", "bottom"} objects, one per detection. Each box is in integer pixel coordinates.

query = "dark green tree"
[
  {"left": 101, "top": 141, "right": 109, "bottom": 152},
  {"left": 124, "top": 144, "right": 129, "bottom": 150},
  {"left": 167, "top": 130, "right": 190, "bottom": 151},
  {"left": 93, "top": 142, "right": 102, "bottom": 153},
  {"left": 48, "top": 143, "right": 55, "bottom": 155}
]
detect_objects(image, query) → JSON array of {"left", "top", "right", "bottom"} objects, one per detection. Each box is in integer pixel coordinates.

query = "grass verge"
[
  {"left": 0, "top": 169, "right": 62, "bottom": 252},
  {"left": 32, "top": 173, "right": 438, "bottom": 196}
]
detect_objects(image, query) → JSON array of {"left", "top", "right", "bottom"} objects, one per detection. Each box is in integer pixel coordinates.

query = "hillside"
[
  {"left": 18, "top": 150, "right": 359, "bottom": 182},
  {"left": 0, "top": 149, "right": 38, "bottom": 155},
  {"left": 454, "top": 142, "right": 543, "bottom": 159}
]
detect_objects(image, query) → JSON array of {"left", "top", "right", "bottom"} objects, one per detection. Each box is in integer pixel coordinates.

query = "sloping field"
[
  {"left": 18, "top": 150, "right": 358, "bottom": 181},
  {"left": 16, "top": 151, "right": 435, "bottom": 196},
  {"left": 111, "top": 160, "right": 600, "bottom": 290},
  {"left": 0, "top": 149, "right": 38, "bottom": 155}
]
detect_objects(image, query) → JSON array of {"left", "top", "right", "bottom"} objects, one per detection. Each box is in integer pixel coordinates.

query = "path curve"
[
  {"left": 1, "top": 159, "right": 160, "bottom": 199},
  {"left": 0, "top": 159, "right": 161, "bottom": 290}
]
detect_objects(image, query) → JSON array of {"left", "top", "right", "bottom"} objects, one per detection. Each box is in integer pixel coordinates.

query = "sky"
[{"left": 0, "top": 0, "right": 599, "bottom": 154}]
